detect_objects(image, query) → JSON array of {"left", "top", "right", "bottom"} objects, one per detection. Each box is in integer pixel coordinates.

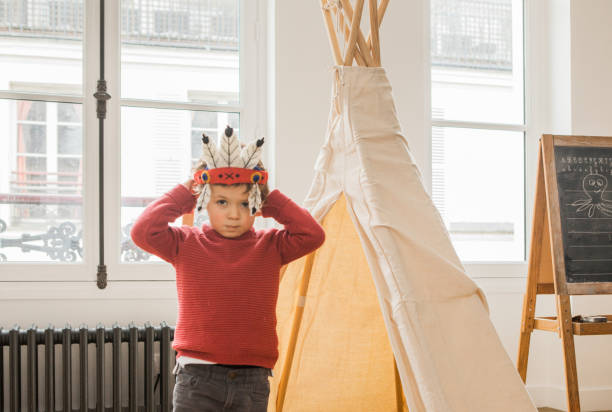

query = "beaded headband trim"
[{"left": 193, "top": 167, "right": 268, "bottom": 186}]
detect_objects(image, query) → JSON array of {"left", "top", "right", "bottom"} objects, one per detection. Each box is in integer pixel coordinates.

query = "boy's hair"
[{"left": 192, "top": 159, "right": 270, "bottom": 204}]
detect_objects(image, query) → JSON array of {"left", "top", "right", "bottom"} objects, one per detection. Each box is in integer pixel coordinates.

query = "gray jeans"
[{"left": 173, "top": 363, "right": 272, "bottom": 411}]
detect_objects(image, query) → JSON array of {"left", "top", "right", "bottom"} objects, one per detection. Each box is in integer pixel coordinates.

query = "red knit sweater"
[{"left": 130, "top": 185, "right": 325, "bottom": 368}]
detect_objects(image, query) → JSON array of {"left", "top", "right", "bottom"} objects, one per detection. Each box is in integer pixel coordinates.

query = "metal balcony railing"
[{"left": 1, "top": 170, "right": 156, "bottom": 262}]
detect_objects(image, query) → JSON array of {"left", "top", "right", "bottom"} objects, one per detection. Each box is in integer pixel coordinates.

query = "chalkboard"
[{"left": 554, "top": 145, "right": 612, "bottom": 284}]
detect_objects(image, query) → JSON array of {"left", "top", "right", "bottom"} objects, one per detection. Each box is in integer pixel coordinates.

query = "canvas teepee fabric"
[{"left": 270, "top": 64, "right": 536, "bottom": 412}]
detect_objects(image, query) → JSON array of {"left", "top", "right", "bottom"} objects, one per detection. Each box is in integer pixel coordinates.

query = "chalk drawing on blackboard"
[{"left": 570, "top": 173, "right": 612, "bottom": 217}]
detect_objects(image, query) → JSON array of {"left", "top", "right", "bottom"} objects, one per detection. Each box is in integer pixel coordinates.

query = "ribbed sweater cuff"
[
  {"left": 261, "top": 189, "right": 291, "bottom": 218},
  {"left": 168, "top": 184, "right": 197, "bottom": 215}
]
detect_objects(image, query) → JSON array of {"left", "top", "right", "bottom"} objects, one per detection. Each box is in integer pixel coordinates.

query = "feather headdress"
[{"left": 194, "top": 126, "right": 267, "bottom": 216}]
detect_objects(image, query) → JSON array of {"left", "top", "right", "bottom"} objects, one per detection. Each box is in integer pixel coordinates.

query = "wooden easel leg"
[
  {"left": 517, "top": 142, "right": 546, "bottom": 382},
  {"left": 517, "top": 290, "right": 535, "bottom": 382},
  {"left": 557, "top": 295, "right": 581, "bottom": 412}
]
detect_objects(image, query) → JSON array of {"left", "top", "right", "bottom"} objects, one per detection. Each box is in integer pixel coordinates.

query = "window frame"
[{"left": 0, "top": 0, "right": 267, "bottom": 282}]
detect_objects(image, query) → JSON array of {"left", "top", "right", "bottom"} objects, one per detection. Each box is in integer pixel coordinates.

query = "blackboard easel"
[{"left": 517, "top": 134, "right": 612, "bottom": 412}]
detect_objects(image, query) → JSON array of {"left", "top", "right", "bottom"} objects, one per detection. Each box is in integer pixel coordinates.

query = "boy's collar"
[{"left": 202, "top": 224, "right": 256, "bottom": 240}]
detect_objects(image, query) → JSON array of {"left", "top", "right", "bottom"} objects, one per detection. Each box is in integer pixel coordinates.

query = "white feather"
[
  {"left": 218, "top": 131, "right": 241, "bottom": 167},
  {"left": 196, "top": 184, "right": 211, "bottom": 213},
  {"left": 201, "top": 136, "right": 218, "bottom": 168},
  {"left": 240, "top": 139, "right": 264, "bottom": 168},
  {"left": 248, "top": 184, "right": 262, "bottom": 216}
]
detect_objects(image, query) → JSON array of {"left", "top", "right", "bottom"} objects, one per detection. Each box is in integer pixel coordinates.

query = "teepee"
[{"left": 269, "top": 1, "right": 537, "bottom": 411}]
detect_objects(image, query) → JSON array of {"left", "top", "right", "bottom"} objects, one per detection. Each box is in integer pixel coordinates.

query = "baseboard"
[{"left": 528, "top": 385, "right": 612, "bottom": 411}]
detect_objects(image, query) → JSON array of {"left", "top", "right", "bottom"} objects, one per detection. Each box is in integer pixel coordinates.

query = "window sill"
[{"left": 0, "top": 280, "right": 177, "bottom": 301}]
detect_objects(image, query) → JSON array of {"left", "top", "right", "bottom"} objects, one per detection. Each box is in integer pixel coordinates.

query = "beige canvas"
[{"left": 271, "top": 66, "right": 536, "bottom": 412}]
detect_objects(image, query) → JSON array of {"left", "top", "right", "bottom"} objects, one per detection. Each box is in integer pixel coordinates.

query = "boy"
[{"left": 130, "top": 126, "right": 325, "bottom": 411}]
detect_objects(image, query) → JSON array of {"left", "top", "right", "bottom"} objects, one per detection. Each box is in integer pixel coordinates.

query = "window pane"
[
  {"left": 0, "top": 100, "right": 83, "bottom": 263},
  {"left": 20, "top": 125, "right": 46, "bottom": 154},
  {"left": 58, "top": 126, "right": 82, "bottom": 154},
  {"left": 228, "top": 112, "right": 239, "bottom": 129},
  {"left": 121, "top": 106, "right": 240, "bottom": 263},
  {"left": 24, "top": 157, "right": 47, "bottom": 174},
  {"left": 431, "top": 0, "right": 523, "bottom": 124},
  {"left": 58, "top": 103, "right": 82, "bottom": 122},
  {"left": 58, "top": 158, "right": 81, "bottom": 189},
  {"left": 190, "top": 110, "right": 240, "bottom": 165},
  {"left": 19, "top": 101, "right": 46, "bottom": 121},
  {"left": 0, "top": 0, "right": 83, "bottom": 95},
  {"left": 431, "top": 127, "right": 524, "bottom": 261},
  {"left": 193, "top": 111, "right": 217, "bottom": 129},
  {"left": 121, "top": 0, "right": 239, "bottom": 105}
]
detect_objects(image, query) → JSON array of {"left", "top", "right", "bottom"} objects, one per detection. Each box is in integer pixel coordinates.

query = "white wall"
[{"left": 570, "top": 0, "right": 612, "bottom": 135}]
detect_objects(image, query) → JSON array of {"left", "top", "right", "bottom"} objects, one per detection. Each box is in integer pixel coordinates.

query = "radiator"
[{"left": 0, "top": 323, "right": 175, "bottom": 412}]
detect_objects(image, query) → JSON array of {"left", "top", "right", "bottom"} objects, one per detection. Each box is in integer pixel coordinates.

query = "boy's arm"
[
  {"left": 261, "top": 190, "right": 325, "bottom": 265},
  {"left": 130, "top": 182, "right": 196, "bottom": 264}
]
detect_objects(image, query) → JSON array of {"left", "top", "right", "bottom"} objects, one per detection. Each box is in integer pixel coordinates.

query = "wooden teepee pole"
[
  {"left": 320, "top": 0, "right": 343, "bottom": 65},
  {"left": 368, "top": 0, "right": 381, "bottom": 66},
  {"left": 394, "top": 359, "right": 406, "bottom": 411},
  {"left": 276, "top": 250, "right": 317, "bottom": 412},
  {"left": 343, "top": 0, "right": 366, "bottom": 65},
  {"left": 367, "top": 0, "right": 390, "bottom": 51},
  {"left": 334, "top": 5, "right": 367, "bottom": 66},
  {"left": 339, "top": 0, "right": 373, "bottom": 67},
  {"left": 182, "top": 210, "right": 194, "bottom": 226}
]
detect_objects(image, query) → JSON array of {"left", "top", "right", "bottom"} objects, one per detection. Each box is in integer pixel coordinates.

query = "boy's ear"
[{"left": 254, "top": 210, "right": 262, "bottom": 217}]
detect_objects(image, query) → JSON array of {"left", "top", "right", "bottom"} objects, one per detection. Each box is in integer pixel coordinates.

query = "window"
[
  {"left": 12, "top": 101, "right": 83, "bottom": 225},
  {"left": 0, "top": 0, "right": 264, "bottom": 280},
  {"left": 431, "top": 0, "right": 525, "bottom": 262},
  {"left": 0, "top": 0, "right": 84, "bottom": 265}
]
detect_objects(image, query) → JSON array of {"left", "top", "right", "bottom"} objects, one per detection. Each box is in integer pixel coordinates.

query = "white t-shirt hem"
[{"left": 177, "top": 355, "right": 217, "bottom": 367}]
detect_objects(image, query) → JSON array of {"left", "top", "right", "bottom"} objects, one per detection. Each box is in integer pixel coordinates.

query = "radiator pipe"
[
  {"left": 45, "top": 327, "right": 55, "bottom": 412},
  {"left": 96, "top": 325, "right": 105, "bottom": 412},
  {"left": 9, "top": 327, "right": 20, "bottom": 412},
  {"left": 79, "top": 325, "right": 88, "bottom": 412},
  {"left": 26, "top": 327, "right": 38, "bottom": 411},
  {"left": 62, "top": 326, "right": 72, "bottom": 412}
]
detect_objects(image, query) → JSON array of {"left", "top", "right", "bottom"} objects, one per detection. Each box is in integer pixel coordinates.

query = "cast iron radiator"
[{"left": 0, "top": 323, "right": 175, "bottom": 411}]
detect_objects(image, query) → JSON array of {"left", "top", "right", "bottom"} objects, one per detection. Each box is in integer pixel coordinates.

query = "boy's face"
[{"left": 206, "top": 184, "right": 256, "bottom": 238}]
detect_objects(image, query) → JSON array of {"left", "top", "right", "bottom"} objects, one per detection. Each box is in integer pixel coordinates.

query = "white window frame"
[
  {"left": 0, "top": 0, "right": 267, "bottom": 283},
  {"left": 430, "top": 0, "right": 532, "bottom": 278}
]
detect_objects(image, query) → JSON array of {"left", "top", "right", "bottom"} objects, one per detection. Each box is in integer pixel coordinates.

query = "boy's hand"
[{"left": 182, "top": 179, "right": 194, "bottom": 192}]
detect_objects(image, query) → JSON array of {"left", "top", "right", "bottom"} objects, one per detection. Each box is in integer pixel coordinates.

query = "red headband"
[{"left": 193, "top": 167, "right": 268, "bottom": 186}]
